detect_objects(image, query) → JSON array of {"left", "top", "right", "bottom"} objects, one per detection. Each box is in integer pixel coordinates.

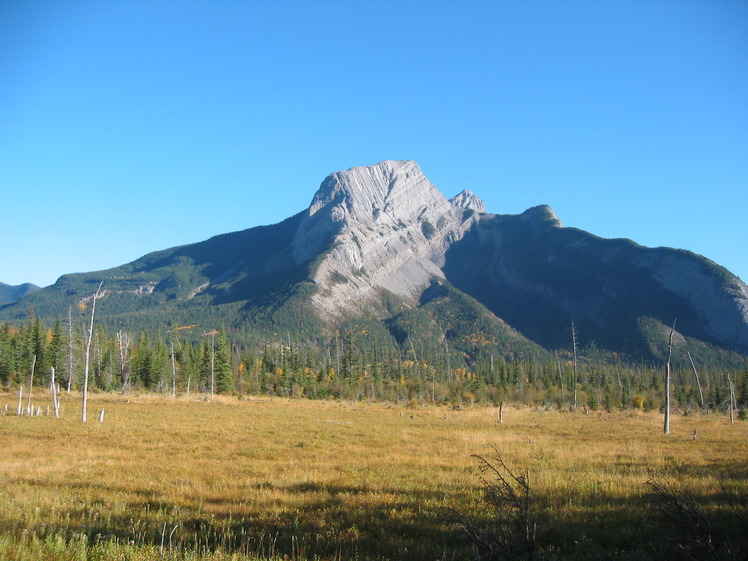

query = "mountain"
[
  {"left": 0, "top": 282, "right": 40, "bottom": 304},
  {"left": 442, "top": 206, "right": 748, "bottom": 362},
  {"left": 293, "top": 160, "right": 483, "bottom": 318},
  {"left": 1, "top": 160, "right": 746, "bottom": 367}
]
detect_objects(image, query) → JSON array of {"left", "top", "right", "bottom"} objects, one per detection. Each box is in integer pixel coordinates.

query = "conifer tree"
[{"left": 214, "top": 329, "right": 234, "bottom": 393}]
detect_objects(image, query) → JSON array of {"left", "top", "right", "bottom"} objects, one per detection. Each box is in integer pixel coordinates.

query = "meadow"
[{"left": 1, "top": 391, "right": 746, "bottom": 560}]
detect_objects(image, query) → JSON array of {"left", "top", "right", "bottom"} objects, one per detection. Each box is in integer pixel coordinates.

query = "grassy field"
[{"left": 1, "top": 391, "right": 746, "bottom": 560}]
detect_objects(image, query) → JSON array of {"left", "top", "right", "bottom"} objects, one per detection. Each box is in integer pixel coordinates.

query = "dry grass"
[{"left": 1, "top": 391, "right": 746, "bottom": 560}]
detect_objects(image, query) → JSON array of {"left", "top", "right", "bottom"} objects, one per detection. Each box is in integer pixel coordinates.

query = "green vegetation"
[
  {"left": 2, "top": 206, "right": 745, "bottom": 369},
  {"left": 1, "top": 311, "right": 746, "bottom": 411},
  {"left": 420, "top": 219, "right": 436, "bottom": 239}
]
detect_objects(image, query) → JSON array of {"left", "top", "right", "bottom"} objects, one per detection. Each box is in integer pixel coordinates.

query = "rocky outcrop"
[
  {"left": 293, "top": 160, "right": 481, "bottom": 318},
  {"left": 449, "top": 190, "right": 486, "bottom": 213},
  {"left": 636, "top": 250, "right": 748, "bottom": 348}
]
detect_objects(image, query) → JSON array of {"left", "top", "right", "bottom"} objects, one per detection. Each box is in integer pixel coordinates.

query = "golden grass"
[{"left": 1, "top": 391, "right": 746, "bottom": 560}]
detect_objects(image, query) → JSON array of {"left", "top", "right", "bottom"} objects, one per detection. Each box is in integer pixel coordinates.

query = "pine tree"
[
  {"left": 0, "top": 324, "right": 13, "bottom": 386},
  {"left": 214, "top": 329, "right": 234, "bottom": 393}
]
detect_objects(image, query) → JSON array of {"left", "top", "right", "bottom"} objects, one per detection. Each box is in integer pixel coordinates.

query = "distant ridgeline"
[
  {"left": 0, "top": 282, "right": 39, "bottom": 304},
  {"left": 1, "top": 160, "right": 747, "bottom": 377}
]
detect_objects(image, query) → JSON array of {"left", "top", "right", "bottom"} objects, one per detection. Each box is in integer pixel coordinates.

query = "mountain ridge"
[
  {"left": 1, "top": 160, "right": 746, "bottom": 367},
  {"left": 0, "top": 282, "right": 40, "bottom": 304}
]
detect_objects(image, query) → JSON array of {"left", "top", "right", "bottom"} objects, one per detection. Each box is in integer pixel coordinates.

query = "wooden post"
[
  {"left": 499, "top": 401, "right": 504, "bottom": 423},
  {"left": 17, "top": 385, "right": 23, "bottom": 415},
  {"left": 98, "top": 409, "right": 105, "bottom": 423}
]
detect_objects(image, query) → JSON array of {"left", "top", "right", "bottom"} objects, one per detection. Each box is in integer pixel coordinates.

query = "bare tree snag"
[
  {"left": 116, "top": 330, "right": 132, "bottom": 392},
  {"left": 170, "top": 340, "right": 177, "bottom": 398},
  {"left": 210, "top": 331, "right": 216, "bottom": 398},
  {"left": 17, "top": 385, "right": 23, "bottom": 415},
  {"left": 572, "top": 320, "right": 579, "bottom": 411},
  {"left": 26, "top": 355, "right": 37, "bottom": 414},
  {"left": 664, "top": 319, "right": 676, "bottom": 435},
  {"left": 556, "top": 353, "right": 565, "bottom": 408},
  {"left": 50, "top": 367, "right": 60, "bottom": 418},
  {"left": 727, "top": 372, "right": 736, "bottom": 424},
  {"left": 82, "top": 281, "right": 103, "bottom": 423},
  {"left": 66, "top": 305, "right": 74, "bottom": 392},
  {"left": 686, "top": 348, "right": 705, "bottom": 409}
]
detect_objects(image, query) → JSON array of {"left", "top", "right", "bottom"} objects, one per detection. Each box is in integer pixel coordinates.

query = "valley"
[{"left": 1, "top": 393, "right": 746, "bottom": 560}]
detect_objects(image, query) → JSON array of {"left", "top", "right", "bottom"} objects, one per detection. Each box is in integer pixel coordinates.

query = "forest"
[{"left": 2, "top": 310, "right": 746, "bottom": 415}]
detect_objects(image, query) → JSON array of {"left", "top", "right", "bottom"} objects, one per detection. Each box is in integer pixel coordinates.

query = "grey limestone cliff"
[{"left": 293, "top": 160, "right": 483, "bottom": 317}]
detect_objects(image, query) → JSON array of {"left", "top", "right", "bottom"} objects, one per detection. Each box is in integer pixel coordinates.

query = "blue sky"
[{"left": 2, "top": 1, "right": 746, "bottom": 288}]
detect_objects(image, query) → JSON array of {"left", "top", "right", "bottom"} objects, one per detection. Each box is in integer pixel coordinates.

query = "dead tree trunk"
[
  {"left": 66, "top": 305, "right": 74, "bottom": 392},
  {"left": 170, "top": 340, "right": 177, "bottom": 398},
  {"left": 26, "top": 355, "right": 37, "bottom": 414},
  {"left": 572, "top": 320, "right": 579, "bottom": 411},
  {"left": 556, "top": 353, "right": 565, "bottom": 408},
  {"left": 50, "top": 367, "right": 60, "bottom": 418},
  {"left": 686, "top": 349, "right": 705, "bottom": 409},
  {"left": 116, "top": 330, "right": 132, "bottom": 392},
  {"left": 82, "top": 282, "right": 103, "bottom": 423},
  {"left": 210, "top": 332, "right": 215, "bottom": 399},
  {"left": 664, "top": 319, "right": 676, "bottom": 435},
  {"left": 727, "top": 372, "right": 736, "bottom": 424}
]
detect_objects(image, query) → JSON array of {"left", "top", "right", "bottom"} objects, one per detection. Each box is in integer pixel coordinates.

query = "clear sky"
[{"left": 1, "top": 1, "right": 746, "bottom": 288}]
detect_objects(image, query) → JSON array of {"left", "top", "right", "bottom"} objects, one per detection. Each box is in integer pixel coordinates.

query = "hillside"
[
  {"left": 1, "top": 160, "right": 746, "bottom": 368},
  {"left": 0, "top": 282, "right": 40, "bottom": 304}
]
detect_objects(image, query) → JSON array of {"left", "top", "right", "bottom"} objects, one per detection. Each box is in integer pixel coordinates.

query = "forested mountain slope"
[
  {"left": 1, "top": 160, "right": 746, "bottom": 367},
  {"left": 0, "top": 282, "right": 39, "bottom": 304}
]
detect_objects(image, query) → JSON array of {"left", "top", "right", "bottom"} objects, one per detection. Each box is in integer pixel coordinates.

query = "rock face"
[
  {"left": 3, "top": 159, "right": 746, "bottom": 362},
  {"left": 638, "top": 250, "right": 748, "bottom": 349},
  {"left": 292, "top": 159, "right": 748, "bottom": 355},
  {"left": 293, "top": 160, "right": 482, "bottom": 317},
  {"left": 449, "top": 190, "right": 486, "bottom": 213}
]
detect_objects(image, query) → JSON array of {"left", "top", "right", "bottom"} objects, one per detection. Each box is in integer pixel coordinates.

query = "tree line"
[{"left": 1, "top": 313, "right": 746, "bottom": 414}]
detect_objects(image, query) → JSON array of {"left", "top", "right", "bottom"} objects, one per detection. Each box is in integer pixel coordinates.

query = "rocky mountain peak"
[
  {"left": 292, "top": 160, "right": 482, "bottom": 317},
  {"left": 449, "top": 190, "right": 485, "bottom": 213},
  {"left": 293, "top": 160, "right": 453, "bottom": 264},
  {"left": 307, "top": 160, "right": 448, "bottom": 224}
]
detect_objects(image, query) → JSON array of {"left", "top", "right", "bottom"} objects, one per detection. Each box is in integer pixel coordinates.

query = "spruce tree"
[{"left": 214, "top": 329, "right": 234, "bottom": 393}]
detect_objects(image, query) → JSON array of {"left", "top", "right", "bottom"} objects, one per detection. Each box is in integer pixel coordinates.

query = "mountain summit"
[
  {"left": 2, "top": 160, "right": 746, "bottom": 364},
  {"left": 294, "top": 160, "right": 482, "bottom": 317}
]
